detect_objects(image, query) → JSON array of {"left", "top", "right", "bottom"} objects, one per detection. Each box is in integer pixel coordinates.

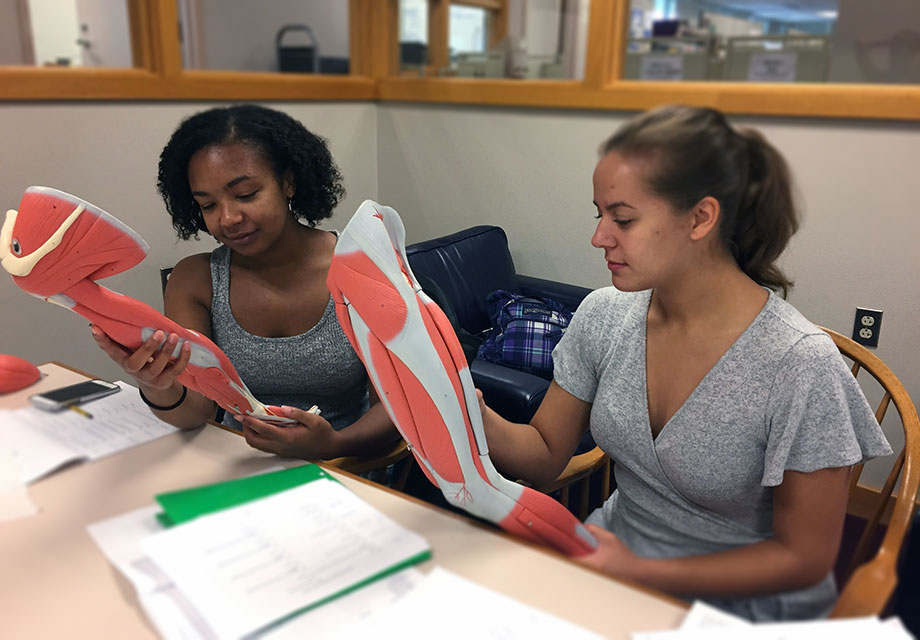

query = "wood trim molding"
[
  {"left": 453, "top": 0, "right": 503, "bottom": 9},
  {"left": 377, "top": 76, "right": 920, "bottom": 121},
  {"left": 144, "top": 0, "right": 182, "bottom": 77},
  {"left": 488, "top": 0, "right": 508, "bottom": 50},
  {"left": 583, "top": 0, "right": 612, "bottom": 88},
  {"left": 429, "top": 0, "right": 450, "bottom": 76},
  {"left": 0, "top": 67, "right": 375, "bottom": 100},
  {"left": 349, "top": 0, "right": 369, "bottom": 77}
]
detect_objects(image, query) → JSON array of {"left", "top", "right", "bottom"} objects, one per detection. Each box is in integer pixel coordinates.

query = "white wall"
[
  {"left": 0, "top": 102, "right": 378, "bottom": 382},
  {"left": 376, "top": 103, "right": 920, "bottom": 487}
]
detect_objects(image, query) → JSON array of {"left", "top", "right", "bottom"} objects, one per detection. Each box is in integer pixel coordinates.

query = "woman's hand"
[
  {"left": 237, "top": 405, "right": 340, "bottom": 460},
  {"left": 575, "top": 524, "right": 643, "bottom": 581},
  {"left": 90, "top": 324, "right": 191, "bottom": 391}
]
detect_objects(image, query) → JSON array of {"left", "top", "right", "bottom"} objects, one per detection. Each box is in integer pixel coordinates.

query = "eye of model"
[{"left": 11, "top": 237, "right": 21, "bottom": 255}]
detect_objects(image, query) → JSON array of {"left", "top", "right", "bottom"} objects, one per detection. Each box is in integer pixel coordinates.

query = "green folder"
[
  {"left": 150, "top": 462, "right": 432, "bottom": 635},
  {"left": 154, "top": 463, "right": 335, "bottom": 527}
]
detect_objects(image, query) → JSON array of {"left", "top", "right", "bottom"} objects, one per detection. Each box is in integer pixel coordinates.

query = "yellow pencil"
[{"left": 67, "top": 404, "right": 93, "bottom": 419}]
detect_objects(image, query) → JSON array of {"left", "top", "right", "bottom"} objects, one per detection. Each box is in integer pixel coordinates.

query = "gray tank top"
[{"left": 209, "top": 245, "right": 369, "bottom": 431}]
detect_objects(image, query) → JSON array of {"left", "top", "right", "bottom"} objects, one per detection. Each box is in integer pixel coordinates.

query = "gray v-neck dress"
[{"left": 553, "top": 287, "right": 891, "bottom": 621}]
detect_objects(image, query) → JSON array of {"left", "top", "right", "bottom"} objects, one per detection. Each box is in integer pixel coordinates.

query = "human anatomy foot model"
[
  {"left": 1, "top": 186, "right": 293, "bottom": 424},
  {"left": 326, "top": 200, "right": 597, "bottom": 556}
]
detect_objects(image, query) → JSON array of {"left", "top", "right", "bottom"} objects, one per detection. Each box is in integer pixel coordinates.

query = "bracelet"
[{"left": 139, "top": 385, "right": 187, "bottom": 411}]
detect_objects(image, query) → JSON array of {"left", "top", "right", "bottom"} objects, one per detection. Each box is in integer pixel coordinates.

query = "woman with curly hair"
[{"left": 91, "top": 104, "right": 399, "bottom": 461}]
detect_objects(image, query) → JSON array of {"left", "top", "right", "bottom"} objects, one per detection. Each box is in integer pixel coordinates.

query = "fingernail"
[
  {"left": 90, "top": 326, "right": 100, "bottom": 337},
  {"left": 281, "top": 405, "right": 293, "bottom": 416},
  {"left": 152, "top": 330, "right": 164, "bottom": 341}
]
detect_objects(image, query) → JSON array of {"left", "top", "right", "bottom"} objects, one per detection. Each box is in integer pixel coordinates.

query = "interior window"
[
  {"left": 445, "top": 0, "right": 591, "bottom": 80},
  {"left": 624, "top": 0, "right": 920, "bottom": 85},
  {"left": 177, "top": 0, "right": 351, "bottom": 75},
  {"left": 399, "top": 0, "right": 430, "bottom": 74},
  {"left": 2, "top": 0, "right": 134, "bottom": 68}
]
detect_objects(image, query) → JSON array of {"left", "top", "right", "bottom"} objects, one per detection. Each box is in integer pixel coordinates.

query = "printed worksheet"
[
  {"left": 140, "top": 477, "right": 430, "bottom": 639},
  {"left": 0, "top": 380, "right": 176, "bottom": 483}
]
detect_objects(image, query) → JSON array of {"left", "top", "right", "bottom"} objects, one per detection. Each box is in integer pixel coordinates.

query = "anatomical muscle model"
[
  {"left": 1, "top": 186, "right": 293, "bottom": 424},
  {"left": 326, "top": 200, "right": 597, "bottom": 556}
]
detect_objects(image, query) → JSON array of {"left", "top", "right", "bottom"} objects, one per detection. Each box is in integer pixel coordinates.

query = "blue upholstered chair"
[{"left": 406, "top": 225, "right": 610, "bottom": 517}]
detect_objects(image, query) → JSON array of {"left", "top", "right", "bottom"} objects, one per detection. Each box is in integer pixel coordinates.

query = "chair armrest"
[
  {"left": 517, "top": 274, "right": 593, "bottom": 312},
  {"left": 324, "top": 439, "right": 410, "bottom": 475},
  {"left": 533, "top": 446, "right": 609, "bottom": 494},
  {"left": 471, "top": 359, "right": 549, "bottom": 424}
]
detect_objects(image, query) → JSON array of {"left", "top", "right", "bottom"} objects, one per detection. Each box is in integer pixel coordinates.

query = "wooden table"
[{"left": 1, "top": 363, "right": 687, "bottom": 639}]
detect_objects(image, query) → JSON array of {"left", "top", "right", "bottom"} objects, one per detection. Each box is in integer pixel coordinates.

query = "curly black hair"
[{"left": 157, "top": 104, "right": 345, "bottom": 240}]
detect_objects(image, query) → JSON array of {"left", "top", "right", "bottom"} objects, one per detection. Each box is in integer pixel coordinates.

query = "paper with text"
[
  {"left": 331, "top": 566, "right": 606, "bottom": 640},
  {"left": 88, "top": 502, "right": 426, "bottom": 640},
  {"left": 0, "top": 380, "right": 176, "bottom": 483},
  {"left": 140, "top": 477, "right": 430, "bottom": 639}
]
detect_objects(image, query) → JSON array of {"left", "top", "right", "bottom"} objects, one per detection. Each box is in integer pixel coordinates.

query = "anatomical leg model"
[
  {"left": 326, "top": 200, "right": 597, "bottom": 556},
  {"left": 1, "top": 186, "right": 293, "bottom": 424}
]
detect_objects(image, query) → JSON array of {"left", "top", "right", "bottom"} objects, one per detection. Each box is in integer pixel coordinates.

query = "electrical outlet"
[{"left": 852, "top": 308, "right": 883, "bottom": 348}]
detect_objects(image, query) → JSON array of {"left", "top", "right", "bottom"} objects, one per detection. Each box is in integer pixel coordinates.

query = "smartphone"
[{"left": 29, "top": 379, "right": 121, "bottom": 412}]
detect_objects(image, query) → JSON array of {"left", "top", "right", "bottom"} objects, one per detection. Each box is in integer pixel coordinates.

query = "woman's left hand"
[
  {"left": 236, "top": 405, "right": 340, "bottom": 460},
  {"left": 575, "top": 524, "right": 642, "bottom": 581}
]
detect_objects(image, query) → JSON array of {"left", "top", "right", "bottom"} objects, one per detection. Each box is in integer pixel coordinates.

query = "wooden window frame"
[
  {"left": 0, "top": 0, "right": 377, "bottom": 100},
  {"left": 1, "top": 0, "right": 917, "bottom": 122},
  {"left": 379, "top": 0, "right": 920, "bottom": 122}
]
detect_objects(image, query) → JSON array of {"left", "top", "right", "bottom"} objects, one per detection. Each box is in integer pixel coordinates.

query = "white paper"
[
  {"left": 0, "top": 380, "right": 176, "bottom": 483},
  {"left": 87, "top": 504, "right": 174, "bottom": 594},
  {"left": 87, "top": 498, "right": 425, "bottom": 640},
  {"left": 332, "top": 566, "right": 605, "bottom": 640},
  {"left": 640, "top": 55, "right": 684, "bottom": 81},
  {"left": 261, "top": 568, "right": 424, "bottom": 639},
  {"left": 748, "top": 52, "right": 798, "bottom": 82},
  {"left": 141, "top": 478, "right": 430, "bottom": 639},
  {"left": 633, "top": 614, "right": 904, "bottom": 640},
  {"left": 0, "top": 446, "right": 38, "bottom": 521},
  {"left": 679, "top": 600, "right": 751, "bottom": 630}
]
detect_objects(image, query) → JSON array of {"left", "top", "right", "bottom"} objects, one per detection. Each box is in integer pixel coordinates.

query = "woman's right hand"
[{"left": 90, "top": 324, "right": 191, "bottom": 391}]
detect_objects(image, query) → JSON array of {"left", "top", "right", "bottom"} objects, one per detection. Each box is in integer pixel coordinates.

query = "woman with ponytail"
[{"left": 480, "top": 105, "right": 890, "bottom": 620}]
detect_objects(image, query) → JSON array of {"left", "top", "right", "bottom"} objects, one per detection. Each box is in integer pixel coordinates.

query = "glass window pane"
[
  {"left": 399, "top": 0, "right": 429, "bottom": 74},
  {"left": 447, "top": 0, "right": 591, "bottom": 80},
  {"left": 1, "top": 0, "right": 134, "bottom": 68},
  {"left": 178, "top": 0, "right": 351, "bottom": 74},
  {"left": 624, "top": 0, "right": 920, "bottom": 85}
]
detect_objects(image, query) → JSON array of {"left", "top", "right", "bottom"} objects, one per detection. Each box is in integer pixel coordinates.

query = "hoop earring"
[{"left": 288, "top": 198, "right": 294, "bottom": 214}]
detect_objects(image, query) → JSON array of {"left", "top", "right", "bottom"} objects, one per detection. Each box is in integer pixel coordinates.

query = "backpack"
[{"left": 477, "top": 289, "right": 573, "bottom": 380}]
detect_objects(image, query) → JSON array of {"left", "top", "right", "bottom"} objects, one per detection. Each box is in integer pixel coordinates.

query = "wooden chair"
[
  {"left": 821, "top": 327, "right": 920, "bottom": 617},
  {"left": 324, "top": 438, "right": 414, "bottom": 491},
  {"left": 533, "top": 446, "right": 612, "bottom": 520}
]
